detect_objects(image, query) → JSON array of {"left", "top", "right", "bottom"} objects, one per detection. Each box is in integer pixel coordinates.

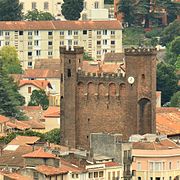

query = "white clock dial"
[{"left": 128, "top": 76, "right": 135, "bottom": 84}]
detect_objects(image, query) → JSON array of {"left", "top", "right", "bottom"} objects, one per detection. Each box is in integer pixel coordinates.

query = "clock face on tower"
[{"left": 128, "top": 76, "right": 135, "bottom": 84}]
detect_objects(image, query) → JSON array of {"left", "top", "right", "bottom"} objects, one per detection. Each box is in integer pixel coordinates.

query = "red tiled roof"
[
  {"left": 156, "top": 107, "right": 180, "bottom": 135},
  {"left": 22, "top": 148, "right": 56, "bottom": 158},
  {"left": 24, "top": 69, "right": 61, "bottom": 78},
  {"left": 8, "top": 136, "right": 40, "bottom": 146},
  {"left": 0, "top": 20, "right": 122, "bottom": 31},
  {"left": 60, "top": 159, "right": 85, "bottom": 173},
  {"left": 19, "top": 80, "right": 52, "bottom": 90},
  {"left": 2, "top": 172, "right": 33, "bottom": 180},
  {"left": 82, "top": 61, "right": 121, "bottom": 73},
  {"left": 104, "top": 162, "right": 121, "bottom": 167},
  {"left": 23, "top": 120, "right": 45, "bottom": 129},
  {"left": 36, "top": 165, "right": 68, "bottom": 176},
  {"left": 133, "top": 138, "right": 179, "bottom": 150},
  {"left": 7, "top": 121, "right": 31, "bottom": 131},
  {"left": 0, "top": 115, "right": 9, "bottom": 123},
  {"left": 0, "top": 145, "right": 33, "bottom": 168},
  {"left": 44, "top": 106, "right": 60, "bottom": 117}
]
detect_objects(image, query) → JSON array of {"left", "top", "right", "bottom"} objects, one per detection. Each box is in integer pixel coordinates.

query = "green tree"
[
  {"left": 0, "top": 0, "right": 23, "bottom": 21},
  {"left": 0, "top": 46, "right": 23, "bottom": 74},
  {"left": 157, "top": 62, "right": 178, "bottom": 105},
  {"left": 28, "top": 89, "right": 49, "bottom": 110},
  {"left": 170, "top": 91, "right": 180, "bottom": 107},
  {"left": 118, "top": 0, "right": 180, "bottom": 27},
  {"left": 104, "top": 0, "right": 114, "bottom": 4},
  {"left": 0, "top": 61, "right": 25, "bottom": 119},
  {"left": 44, "top": 128, "right": 60, "bottom": 144},
  {"left": 61, "top": 0, "right": 84, "bottom": 20},
  {"left": 160, "top": 20, "right": 180, "bottom": 46},
  {"left": 24, "top": 9, "right": 55, "bottom": 21}
]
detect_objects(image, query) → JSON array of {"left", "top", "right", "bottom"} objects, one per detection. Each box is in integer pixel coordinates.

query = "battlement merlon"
[
  {"left": 125, "top": 48, "right": 157, "bottom": 56},
  {"left": 77, "top": 71, "right": 125, "bottom": 83},
  {"left": 60, "top": 46, "right": 84, "bottom": 54}
]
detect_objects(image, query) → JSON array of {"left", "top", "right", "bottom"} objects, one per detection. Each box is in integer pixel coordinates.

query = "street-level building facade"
[{"left": 0, "top": 20, "right": 122, "bottom": 69}]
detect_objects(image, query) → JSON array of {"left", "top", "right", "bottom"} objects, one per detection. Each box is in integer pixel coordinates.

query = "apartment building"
[
  {"left": 131, "top": 135, "right": 180, "bottom": 180},
  {"left": 0, "top": 20, "right": 122, "bottom": 69},
  {"left": 20, "top": 0, "right": 105, "bottom": 20}
]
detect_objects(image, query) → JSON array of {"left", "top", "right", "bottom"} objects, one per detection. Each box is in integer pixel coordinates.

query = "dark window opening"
[
  {"left": 83, "top": 30, "right": 87, "bottom": 35},
  {"left": 87, "top": 136, "right": 89, "bottom": 139},
  {"left": 61, "top": 96, "right": 64, "bottom": 99},
  {"left": 88, "top": 118, "right": 90, "bottom": 122},
  {"left": 19, "top": 31, "right": 23, "bottom": 35},
  {"left": 79, "top": 59, "right": 81, "bottom": 63},
  {"left": 142, "top": 74, "right": 145, "bottom": 79},
  {"left": 61, "top": 73, "right": 63, "bottom": 83},
  {"left": 48, "top": 31, "right": 53, "bottom": 35},
  {"left": 67, "top": 69, "right": 71, "bottom": 77},
  {"left": 69, "top": 59, "right": 71, "bottom": 64}
]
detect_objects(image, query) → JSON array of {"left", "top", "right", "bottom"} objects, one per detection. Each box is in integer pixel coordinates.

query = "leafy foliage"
[
  {"left": 160, "top": 20, "right": 180, "bottom": 46},
  {"left": 118, "top": 0, "right": 180, "bottom": 27},
  {"left": 0, "top": 46, "right": 23, "bottom": 74},
  {"left": 44, "top": 128, "right": 60, "bottom": 144},
  {"left": 28, "top": 90, "right": 49, "bottom": 110},
  {"left": 62, "top": 0, "right": 84, "bottom": 20},
  {"left": 0, "top": 129, "right": 60, "bottom": 144},
  {"left": 24, "top": 9, "right": 55, "bottom": 21},
  {"left": 104, "top": 0, "right": 114, "bottom": 4},
  {"left": 83, "top": 52, "right": 93, "bottom": 61},
  {"left": 170, "top": 91, "right": 180, "bottom": 107},
  {"left": 0, "top": 62, "right": 25, "bottom": 119},
  {"left": 157, "top": 62, "right": 178, "bottom": 105},
  {"left": 0, "top": 0, "right": 23, "bottom": 21}
]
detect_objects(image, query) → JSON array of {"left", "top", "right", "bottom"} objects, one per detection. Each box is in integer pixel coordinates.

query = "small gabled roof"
[
  {"left": 43, "top": 106, "right": 60, "bottom": 118},
  {"left": 6, "top": 121, "right": 31, "bottom": 131},
  {"left": 36, "top": 165, "right": 68, "bottom": 176},
  {"left": 22, "top": 148, "right": 56, "bottom": 159},
  {"left": 0, "top": 115, "right": 9, "bottom": 123},
  {"left": 8, "top": 136, "right": 40, "bottom": 146},
  {"left": 19, "top": 80, "right": 52, "bottom": 90}
]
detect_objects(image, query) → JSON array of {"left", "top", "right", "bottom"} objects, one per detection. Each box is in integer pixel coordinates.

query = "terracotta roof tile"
[
  {"left": 104, "top": 162, "right": 121, "bottom": 167},
  {"left": 19, "top": 80, "right": 52, "bottom": 90},
  {"left": 0, "top": 115, "right": 9, "bottom": 123},
  {"left": 0, "top": 145, "right": 33, "bottom": 168},
  {"left": 23, "top": 120, "right": 45, "bottom": 129},
  {"left": 34, "top": 59, "right": 60, "bottom": 69},
  {"left": 2, "top": 172, "right": 33, "bottom": 180},
  {"left": 36, "top": 165, "right": 68, "bottom": 176},
  {"left": 7, "top": 121, "right": 31, "bottom": 131},
  {"left": 133, "top": 138, "right": 179, "bottom": 150},
  {"left": 44, "top": 106, "right": 60, "bottom": 117},
  {"left": 156, "top": 107, "right": 180, "bottom": 135},
  {"left": 8, "top": 136, "right": 40, "bottom": 146},
  {"left": 22, "top": 148, "right": 56, "bottom": 158},
  {"left": 0, "top": 20, "right": 122, "bottom": 31},
  {"left": 24, "top": 69, "right": 61, "bottom": 79}
]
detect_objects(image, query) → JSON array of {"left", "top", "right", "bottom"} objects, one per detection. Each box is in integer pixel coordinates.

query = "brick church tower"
[{"left": 60, "top": 46, "right": 156, "bottom": 149}]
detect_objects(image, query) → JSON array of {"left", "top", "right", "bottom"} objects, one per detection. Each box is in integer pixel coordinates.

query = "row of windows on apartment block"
[
  {"left": 137, "top": 161, "right": 180, "bottom": 171},
  {"left": 26, "top": 48, "right": 113, "bottom": 58},
  {"left": 0, "top": 40, "right": 115, "bottom": 47},
  {"left": 22, "top": 1, "right": 101, "bottom": 12},
  {"left": 0, "top": 30, "right": 116, "bottom": 37},
  {"left": 138, "top": 176, "right": 176, "bottom": 180}
]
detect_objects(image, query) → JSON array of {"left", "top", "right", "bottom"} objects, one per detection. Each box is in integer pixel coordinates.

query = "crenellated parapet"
[
  {"left": 60, "top": 46, "right": 84, "bottom": 54},
  {"left": 125, "top": 47, "right": 157, "bottom": 56},
  {"left": 77, "top": 70, "right": 125, "bottom": 84}
]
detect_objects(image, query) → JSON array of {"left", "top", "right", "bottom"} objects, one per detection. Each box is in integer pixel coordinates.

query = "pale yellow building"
[
  {"left": 131, "top": 136, "right": 180, "bottom": 180},
  {"left": 20, "top": 0, "right": 105, "bottom": 20},
  {"left": 0, "top": 20, "right": 122, "bottom": 69}
]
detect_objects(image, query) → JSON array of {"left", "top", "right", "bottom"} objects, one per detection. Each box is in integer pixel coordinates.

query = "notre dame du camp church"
[{"left": 60, "top": 46, "right": 156, "bottom": 149}]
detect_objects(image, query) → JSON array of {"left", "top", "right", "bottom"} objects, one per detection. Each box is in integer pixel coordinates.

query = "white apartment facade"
[
  {"left": 20, "top": 0, "right": 105, "bottom": 20},
  {"left": 0, "top": 20, "right": 122, "bottom": 69}
]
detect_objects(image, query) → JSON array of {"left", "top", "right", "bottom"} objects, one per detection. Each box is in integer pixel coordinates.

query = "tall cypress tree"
[
  {"left": 0, "top": 61, "right": 25, "bottom": 119},
  {"left": 61, "top": 0, "right": 84, "bottom": 20},
  {"left": 0, "top": 0, "right": 23, "bottom": 21}
]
